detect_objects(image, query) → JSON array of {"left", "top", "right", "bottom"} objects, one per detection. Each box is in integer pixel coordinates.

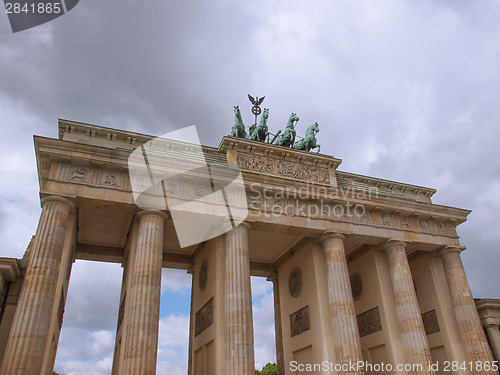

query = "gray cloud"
[
  {"left": 2, "top": 0, "right": 500, "bottom": 371},
  {"left": 63, "top": 261, "right": 122, "bottom": 330}
]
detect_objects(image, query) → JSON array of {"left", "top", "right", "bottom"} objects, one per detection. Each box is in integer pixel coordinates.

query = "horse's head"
[
  {"left": 234, "top": 105, "right": 243, "bottom": 121},
  {"left": 288, "top": 112, "right": 300, "bottom": 127},
  {"left": 308, "top": 122, "right": 320, "bottom": 135}
]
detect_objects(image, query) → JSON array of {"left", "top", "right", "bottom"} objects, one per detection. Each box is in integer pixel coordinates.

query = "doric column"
[
  {"left": 320, "top": 233, "right": 364, "bottom": 375},
  {"left": 122, "top": 210, "right": 167, "bottom": 375},
  {"left": 438, "top": 247, "right": 496, "bottom": 373},
  {"left": 1, "top": 196, "right": 75, "bottom": 374},
  {"left": 267, "top": 272, "right": 285, "bottom": 375},
  {"left": 382, "top": 241, "right": 434, "bottom": 375},
  {"left": 485, "top": 325, "right": 500, "bottom": 362},
  {"left": 225, "top": 222, "right": 255, "bottom": 375}
]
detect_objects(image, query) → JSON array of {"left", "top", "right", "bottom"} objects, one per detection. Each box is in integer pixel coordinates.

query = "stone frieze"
[
  {"left": 56, "top": 164, "right": 129, "bottom": 190},
  {"left": 249, "top": 194, "right": 456, "bottom": 237},
  {"left": 54, "top": 163, "right": 457, "bottom": 237},
  {"left": 237, "top": 153, "right": 330, "bottom": 184}
]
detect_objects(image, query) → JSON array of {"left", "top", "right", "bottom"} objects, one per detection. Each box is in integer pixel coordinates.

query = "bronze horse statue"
[
  {"left": 248, "top": 108, "right": 269, "bottom": 142},
  {"left": 230, "top": 105, "right": 246, "bottom": 138},
  {"left": 272, "top": 112, "right": 299, "bottom": 147},
  {"left": 293, "top": 122, "right": 320, "bottom": 152}
]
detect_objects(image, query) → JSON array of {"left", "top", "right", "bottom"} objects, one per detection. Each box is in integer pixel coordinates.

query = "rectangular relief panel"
[
  {"left": 195, "top": 298, "right": 214, "bottom": 337},
  {"left": 357, "top": 306, "right": 382, "bottom": 337},
  {"left": 290, "top": 305, "right": 310, "bottom": 337},
  {"left": 422, "top": 309, "right": 440, "bottom": 335}
]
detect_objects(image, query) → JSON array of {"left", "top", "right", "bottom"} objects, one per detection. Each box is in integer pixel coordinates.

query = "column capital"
[
  {"left": 236, "top": 221, "right": 251, "bottom": 230},
  {"left": 381, "top": 239, "right": 407, "bottom": 252},
  {"left": 319, "top": 231, "right": 345, "bottom": 243},
  {"left": 435, "top": 246, "right": 465, "bottom": 257},
  {"left": 136, "top": 209, "right": 169, "bottom": 221},
  {"left": 40, "top": 195, "right": 76, "bottom": 211}
]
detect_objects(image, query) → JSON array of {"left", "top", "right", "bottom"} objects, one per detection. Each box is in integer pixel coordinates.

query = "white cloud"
[
  {"left": 251, "top": 277, "right": 277, "bottom": 369},
  {"left": 253, "top": 291, "right": 277, "bottom": 370},
  {"left": 56, "top": 356, "right": 113, "bottom": 375},
  {"left": 56, "top": 328, "right": 115, "bottom": 363},
  {"left": 251, "top": 276, "right": 273, "bottom": 298},
  {"left": 161, "top": 268, "right": 192, "bottom": 293},
  {"left": 158, "top": 314, "right": 190, "bottom": 351},
  {"left": 54, "top": 261, "right": 122, "bottom": 375},
  {"left": 157, "top": 314, "right": 190, "bottom": 374},
  {"left": 156, "top": 360, "right": 190, "bottom": 375},
  {"left": 63, "top": 261, "right": 122, "bottom": 330}
]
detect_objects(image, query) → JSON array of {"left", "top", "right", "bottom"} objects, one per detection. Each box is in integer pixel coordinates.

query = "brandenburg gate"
[{"left": 0, "top": 117, "right": 497, "bottom": 375}]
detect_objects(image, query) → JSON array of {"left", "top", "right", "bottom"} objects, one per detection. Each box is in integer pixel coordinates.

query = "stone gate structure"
[{"left": 0, "top": 119, "right": 498, "bottom": 375}]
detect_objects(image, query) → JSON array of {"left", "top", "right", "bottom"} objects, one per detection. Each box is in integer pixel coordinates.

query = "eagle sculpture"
[{"left": 248, "top": 94, "right": 265, "bottom": 106}]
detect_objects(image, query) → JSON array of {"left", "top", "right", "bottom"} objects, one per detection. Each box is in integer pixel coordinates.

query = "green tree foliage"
[{"left": 255, "top": 362, "right": 277, "bottom": 375}]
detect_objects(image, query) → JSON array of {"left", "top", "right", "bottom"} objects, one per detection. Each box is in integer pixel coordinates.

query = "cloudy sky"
[{"left": 1, "top": 1, "right": 500, "bottom": 374}]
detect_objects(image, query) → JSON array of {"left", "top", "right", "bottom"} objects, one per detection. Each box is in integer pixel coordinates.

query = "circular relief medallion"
[
  {"left": 199, "top": 259, "right": 208, "bottom": 292},
  {"left": 289, "top": 267, "right": 302, "bottom": 298},
  {"left": 350, "top": 273, "right": 363, "bottom": 301}
]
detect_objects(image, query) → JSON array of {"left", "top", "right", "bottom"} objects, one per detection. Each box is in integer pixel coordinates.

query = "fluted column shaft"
[
  {"left": 1, "top": 196, "right": 75, "bottom": 374},
  {"left": 439, "top": 247, "right": 497, "bottom": 373},
  {"left": 485, "top": 326, "right": 500, "bottom": 363},
  {"left": 122, "top": 210, "right": 167, "bottom": 375},
  {"left": 321, "top": 233, "right": 364, "bottom": 375},
  {"left": 225, "top": 222, "right": 255, "bottom": 375},
  {"left": 383, "top": 241, "right": 433, "bottom": 375},
  {"left": 267, "top": 272, "right": 285, "bottom": 375}
]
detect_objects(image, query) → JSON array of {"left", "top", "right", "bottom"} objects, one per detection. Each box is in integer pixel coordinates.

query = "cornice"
[
  {"left": 336, "top": 170, "right": 436, "bottom": 200},
  {"left": 218, "top": 136, "right": 342, "bottom": 170},
  {"left": 0, "top": 257, "right": 22, "bottom": 281},
  {"left": 475, "top": 299, "right": 500, "bottom": 310},
  {"left": 58, "top": 118, "right": 154, "bottom": 144}
]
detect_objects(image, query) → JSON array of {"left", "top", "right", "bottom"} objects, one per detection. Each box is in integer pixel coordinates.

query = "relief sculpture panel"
[
  {"left": 290, "top": 305, "right": 310, "bottom": 337},
  {"left": 422, "top": 309, "right": 440, "bottom": 335},
  {"left": 195, "top": 298, "right": 214, "bottom": 337},
  {"left": 357, "top": 306, "right": 382, "bottom": 337},
  {"left": 237, "top": 153, "right": 330, "bottom": 183}
]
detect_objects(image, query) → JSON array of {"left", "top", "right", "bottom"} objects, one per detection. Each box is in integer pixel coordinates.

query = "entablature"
[{"left": 36, "top": 121, "right": 470, "bottom": 250}]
